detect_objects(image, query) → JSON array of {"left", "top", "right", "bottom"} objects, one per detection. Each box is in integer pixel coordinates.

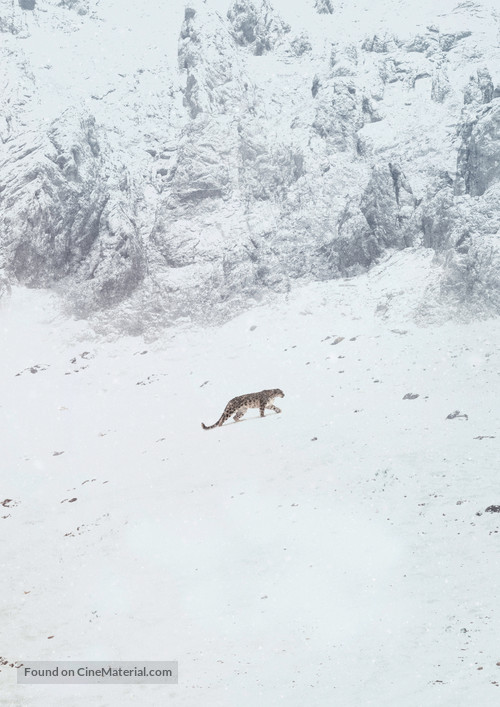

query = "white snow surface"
[{"left": 2, "top": 250, "right": 500, "bottom": 704}]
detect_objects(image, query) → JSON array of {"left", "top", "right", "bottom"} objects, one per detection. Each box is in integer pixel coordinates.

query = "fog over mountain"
[{"left": 1, "top": 0, "right": 499, "bottom": 334}]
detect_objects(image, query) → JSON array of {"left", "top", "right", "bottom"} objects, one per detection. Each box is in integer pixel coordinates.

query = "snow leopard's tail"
[{"left": 201, "top": 414, "right": 224, "bottom": 430}]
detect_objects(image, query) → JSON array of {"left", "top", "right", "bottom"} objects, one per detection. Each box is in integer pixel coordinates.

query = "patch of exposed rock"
[
  {"left": 227, "top": 0, "right": 290, "bottom": 55},
  {"left": 0, "top": 109, "right": 144, "bottom": 312},
  {"left": 456, "top": 100, "right": 500, "bottom": 197}
]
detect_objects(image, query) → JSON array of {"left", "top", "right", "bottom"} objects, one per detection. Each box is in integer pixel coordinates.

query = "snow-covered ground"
[{"left": 2, "top": 249, "right": 499, "bottom": 705}]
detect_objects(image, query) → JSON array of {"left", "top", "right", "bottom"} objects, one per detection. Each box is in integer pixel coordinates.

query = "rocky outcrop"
[
  {"left": 0, "top": 0, "right": 29, "bottom": 35},
  {"left": 362, "top": 33, "right": 401, "bottom": 54},
  {"left": 58, "top": 0, "right": 89, "bottom": 14},
  {"left": 312, "top": 78, "right": 365, "bottom": 150},
  {"left": 0, "top": 109, "right": 144, "bottom": 309},
  {"left": 166, "top": 115, "right": 239, "bottom": 204},
  {"left": 315, "top": 0, "right": 334, "bottom": 13},
  {"left": 463, "top": 68, "right": 494, "bottom": 106},
  {"left": 329, "top": 43, "right": 358, "bottom": 77},
  {"left": 227, "top": 0, "right": 290, "bottom": 55},
  {"left": 330, "top": 203, "right": 382, "bottom": 275},
  {"left": 418, "top": 95, "right": 500, "bottom": 317},
  {"left": 420, "top": 175, "right": 500, "bottom": 320},
  {"left": 69, "top": 195, "right": 145, "bottom": 314},
  {"left": 238, "top": 118, "right": 304, "bottom": 201},
  {"left": 435, "top": 229, "right": 500, "bottom": 319},
  {"left": 404, "top": 34, "right": 434, "bottom": 53},
  {"left": 431, "top": 62, "right": 451, "bottom": 103},
  {"left": 289, "top": 33, "right": 312, "bottom": 57},
  {"left": 0, "top": 52, "right": 36, "bottom": 142},
  {"left": 456, "top": 100, "right": 500, "bottom": 197},
  {"left": 421, "top": 186, "right": 456, "bottom": 250},
  {"left": 0, "top": 111, "right": 106, "bottom": 285},
  {"left": 1, "top": 0, "right": 500, "bottom": 331},
  {"left": 179, "top": 5, "right": 250, "bottom": 119},
  {"left": 307, "top": 162, "right": 418, "bottom": 279},
  {"left": 360, "top": 163, "right": 418, "bottom": 249},
  {"left": 439, "top": 30, "right": 471, "bottom": 53}
]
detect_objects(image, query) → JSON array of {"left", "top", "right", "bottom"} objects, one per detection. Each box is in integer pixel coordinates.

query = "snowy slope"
[{"left": 2, "top": 250, "right": 500, "bottom": 705}]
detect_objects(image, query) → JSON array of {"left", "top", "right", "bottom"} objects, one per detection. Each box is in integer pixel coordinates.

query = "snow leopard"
[{"left": 201, "top": 389, "right": 285, "bottom": 430}]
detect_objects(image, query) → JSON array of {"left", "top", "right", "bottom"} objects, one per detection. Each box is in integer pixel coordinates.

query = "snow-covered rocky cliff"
[{"left": 0, "top": 0, "right": 499, "bottom": 333}]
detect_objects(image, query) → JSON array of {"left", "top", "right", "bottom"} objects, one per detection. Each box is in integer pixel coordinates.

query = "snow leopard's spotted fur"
[{"left": 201, "top": 389, "right": 285, "bottom": 430}]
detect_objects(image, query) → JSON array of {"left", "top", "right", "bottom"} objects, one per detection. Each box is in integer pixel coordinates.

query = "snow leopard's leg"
[
  {"left": 266, "top": 404, "right": 281, "bottom": 414},
  {"left": 233, "top": 406, "right": 248, "bottom": 422}
]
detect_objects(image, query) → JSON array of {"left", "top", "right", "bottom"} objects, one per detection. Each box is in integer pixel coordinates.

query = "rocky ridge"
[{"left": 0, "top": 0, "right": 499, "bottom": 334}]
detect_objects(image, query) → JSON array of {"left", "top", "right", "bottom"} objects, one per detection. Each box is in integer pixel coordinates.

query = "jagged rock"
[
  {"left": 147, "top": 106, "right": 304, "bottom": 323},
  {"left": 315, "top": 0, "right": 334, "bottom": 13},
  {"left": 379, "top": 58, "right": 398, "bottom": 84},
  {"left": 362, "top": 33, "right": 401, "bottom": 53},
  {"left": 378, "top": 53, "right": 432, "bottom": 89},
  {"left": 227, "top": 0, "right": 290, "bottom": 55},
  {"left": 463, "top": 68, "right": 494, "bottom": 105},
  {"left": 362, "top": 96, "right": 382, "bottom": 123},
  {"left": 330, "top": 43, "right": 358, "bottom": 77},
  {"left": 423, "top": 180, "right": 500, "bottom": 252},
  {"left": 0, "top": 108, "right": 143, "bottom": 310},
  {"left": 316, "top": 163, "right": 418, "bottom": 278},
  {"left": 0, "top": 0, "right": 27, "bottom": 34},
  {"left": 360, "top": 163, "right": 417, "bottom": 248},
  {"left": 58, "top": 0, "right": 89, "bottom": 14},
  {"left": 431, "top": 63, "right": 451, "bottom": 103},
  {"left": 421, "top": 179, "right": 500, "bottom": 318},
  {"left": 0, "top": 0, "right": 499, "bottom": 333},
  {"left": 407, "top": 70, "right": 431, "bottom": 91},
  {"left": 164, "top": 114, "right": 238, "bottom": 204},
  {"left": 311, "top": 75, "right": 321, "bottom": 98},
  {"left": 456, "top": 100, "right": 500, "bottom": 196},
  {"left": 179, "top": 4, "right": 249, "bottom": 118},
  {"left": 133, "top": 218, "right": 273, "bottom": 330},
  {"left": 69, "top": 197, "right": 145, "bottom": 313},
  {"left": 0, "top": 51, "right": 37, "bottom": 141},
  {"left": 18, "top": 0, "right": 35, "bottom": 9},
  {"left": 0, "top": 110, "right": 106, "bottom": 286},
  {"left": 421, "top": 186, "right": 457, "bottom": 250},
  {"left": 439, "top": 31, "right": 471, "bottom": 52},
  {"left": 438, "top": 230, "right": 500, "bottom": 315},
  {"left": 312, "top": 79, "right": 364, "bottom": 150},
  {"left": 405, "top": 34, "right": 433, "bottom": 53},
  {"left": 332, "top": 204, "right": 382, "bottom": 275},
  {"left": 238, "top": 119, "right": 304, "bottom": 200},
  {"left": 356, "top": 134, "right": 373, "bottom": 158},
  {"left": 289, "top": 33, "right": 312, "bottom": 57}
]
